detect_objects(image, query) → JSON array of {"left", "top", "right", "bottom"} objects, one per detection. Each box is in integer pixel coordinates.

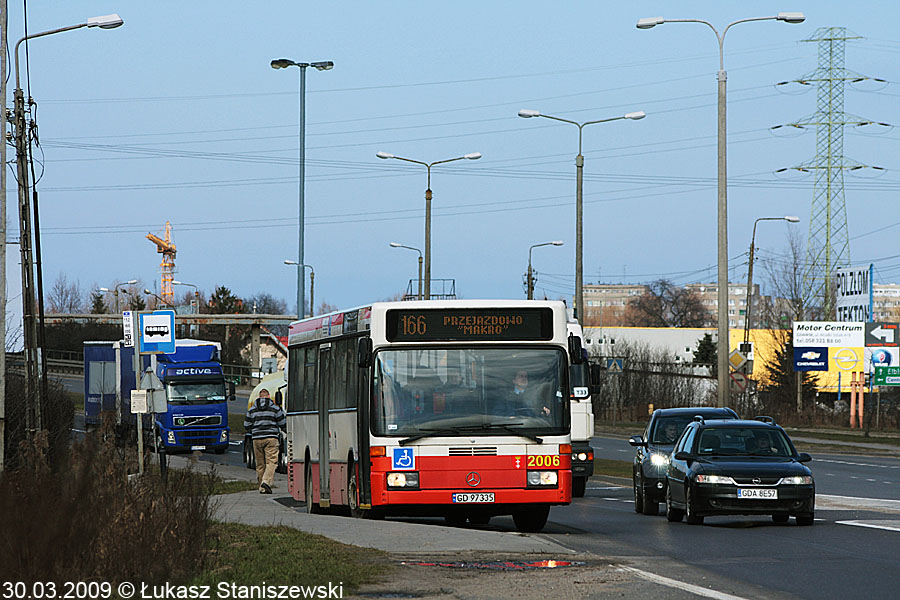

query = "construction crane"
[{"left": 146, "top": 222, "right": 176, "bottom": 306}]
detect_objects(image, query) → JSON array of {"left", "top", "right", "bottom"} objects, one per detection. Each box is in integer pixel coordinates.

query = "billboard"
[{"left": 834, "top": 265, "right": 873, "bottom": 322}]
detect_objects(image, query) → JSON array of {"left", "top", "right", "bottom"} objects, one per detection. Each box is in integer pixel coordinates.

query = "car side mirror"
[
  {"left": 357, "top": 336, "right": 373, "bottom": 368},
  {"left": 628, "top": 435, "right": 646, "bottom": 447},
  {"left": 568, "top": 334, "right": 584, "bottom": 364},
  {"left": 797, "top": 452, "right": 812, "bottom": 463},
  {"left": 674, "top": 451, "right": 692, "bottom": 462}
]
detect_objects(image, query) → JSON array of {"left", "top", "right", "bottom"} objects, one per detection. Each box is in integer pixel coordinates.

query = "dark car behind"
[{"left": 629, "top": 407, "right": 738, "bottom": 515}]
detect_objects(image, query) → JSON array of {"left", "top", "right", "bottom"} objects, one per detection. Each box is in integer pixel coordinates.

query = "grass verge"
[
  {"left": 229, "top": 415, "right": 246, "bottom": 437},
  {"left": 593, "top": 458, "right": 632, "bottom": 479},
  {"left": 195, "top": 522, "right": 388, "bottom": 590}
]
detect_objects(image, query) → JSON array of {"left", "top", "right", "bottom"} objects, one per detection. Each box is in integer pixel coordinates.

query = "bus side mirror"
[
  {"left": 568, "top": 334, "right": 583, "bottom": 364},
  {"left": 590, "top": 363, "right": 602, "bottom": 386},
  {"left": 357, "top": 336, "right": 373, "bottom": 368},
  {"left": 228, "top": 380, "right": 236, "bottom": 403}
]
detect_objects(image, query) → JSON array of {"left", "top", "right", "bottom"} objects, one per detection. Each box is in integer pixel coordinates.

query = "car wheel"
[
  {"left": 666, "top": 486, "right": 684, "bottom": 522},
  {"left": 796, "top": 512, "right": 814, "bottom": 526},
  {"left": 572, "top": 476, "right": 586, "bottom": 498},
  {"left": 772, "top": 514, "right": 789, "bottom": 524},
  {"left": 685, "top": 486, "right": 704, "bottom": 525},
  {"left": 512, "top": 505, "right": 550, "bottom": 532},
  {"left": 641, "top": 488, "right": 659, "bottom": 516},
  {"left": 633, "top": 476, "right": 644, "bottom": 514}
]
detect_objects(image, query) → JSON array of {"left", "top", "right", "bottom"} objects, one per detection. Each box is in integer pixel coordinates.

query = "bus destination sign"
[{"left": 386, "top": 308, "right": 553, "bottom": 342}]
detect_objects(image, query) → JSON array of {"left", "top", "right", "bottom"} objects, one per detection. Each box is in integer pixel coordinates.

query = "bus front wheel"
[{"left": 512, "top": 505, "right": 550, "bottom": 532}]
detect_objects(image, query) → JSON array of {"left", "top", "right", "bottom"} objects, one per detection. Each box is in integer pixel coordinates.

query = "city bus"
[{"left": 285, "top": 299, "right": 578, "bottom": 532}]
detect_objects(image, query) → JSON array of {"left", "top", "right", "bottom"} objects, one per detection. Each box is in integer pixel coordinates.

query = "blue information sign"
[
  {"left": 139, "top": 310, "right": 176, "bottom": 354},
  {"left": 391, "top": 447, "right": 415, "bottom": 471}
]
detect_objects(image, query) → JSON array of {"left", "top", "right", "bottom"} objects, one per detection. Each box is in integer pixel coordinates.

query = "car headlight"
[
  {"left": 387, "top": 472, "right": 419, "bottom": 488},
  {"left": 577, "top": 452, "right": 588, "bottom": 461},
  {"left": 650, "top": 453, "right": 669, "bottom": 466},
  {"left": 167, "top": 431, "right": 175, "bottom": 444},
  {"left": 695, "top": 474, "right": 735, "bottom": 484},
  {"left": 527, "top": 471, "right": 558, "bottom": 486},
  {"left": 780, "top": 475, "right": 813, "bottom": 485}
]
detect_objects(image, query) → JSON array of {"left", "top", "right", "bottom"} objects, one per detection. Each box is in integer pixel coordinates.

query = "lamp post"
[
  {"left": 518, "top": 109, "right": 644, "bottom": 324},
  {"left": 390, "top": 242, "right": 423, "bottom": 300},
  {"left": 376, "top": 151, "right": 482, "bottom": 299},
  {"left": 144, "top": 288, "right": 174, "bottom": 309},
  {"left": 284, "top": 260, "right": 315, "bottom": 317},
  {"left": 637, "top": 11, "right": 805, "bottom": 408},
  {"left": 13, "top": 13, "right": 123, "bottom": 437},
  {"left": 271, "top": 58, "right": 332, "bottom": 326},
  {"left": 527, "top": 241, "right": 564, "bottom": 300},
  {"left": 99, "top": 279, "right": 138, "bottom": 314},
  {"left": 744, "top": 216, "right": 799, "bottom": 343},
  {"left": 173, "top": 280, "right": 200, "bottom": 337}
]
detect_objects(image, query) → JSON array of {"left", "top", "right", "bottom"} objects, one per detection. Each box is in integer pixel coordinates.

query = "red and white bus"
[{"left": 285, "top": 300, "right": 579, "bottom": 531}]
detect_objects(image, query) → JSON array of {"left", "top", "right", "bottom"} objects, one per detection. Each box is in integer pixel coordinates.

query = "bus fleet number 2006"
[{"left": 526, "top": 455, "right": 560, "bottom": 468}]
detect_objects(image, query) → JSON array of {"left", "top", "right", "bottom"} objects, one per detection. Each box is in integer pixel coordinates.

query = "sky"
[{"left": 4, "top": 1, "right": 900, "bottom": 323}]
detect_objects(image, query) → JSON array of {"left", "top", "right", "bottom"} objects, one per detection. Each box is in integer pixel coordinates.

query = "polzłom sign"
[{"left": 834, "top": 265, "right": 872, "bottom": 322}]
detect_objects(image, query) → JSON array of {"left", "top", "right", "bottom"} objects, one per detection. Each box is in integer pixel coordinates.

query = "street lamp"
[
  {"left": 376, "top": 151, "right": 482, "bottom": 299},
  {"left": 518, "top": 109, "right": 644, "bottom": 325},
  {"left": 390, "top": 242, "right": 424, "bottom": 300},
  {"left": 527, "top": 241, "right": 564, "bottom": 300},
  {"left": 744, "top": 216, "right": 799, "bottom": 343},
  {"left": 637, "top": 11, "right": 805, "bottom": 408},
  {"left": 99, "top": 279, "right": 138, "bottom": 314},
  {"left": 284, "top": 260, "right": 315, "bottom": 317},
  {"left": 11, "top": 12, "right": 123, "bottom": 440},
  {"left": 144, "top": 288, "right": 173, "bottom": 309},
  {"left": 172, "top": 280, "right": 200, "bottom": 314},
  {"left": 271, "top": 58, "right": 333, "bottom": 327}
]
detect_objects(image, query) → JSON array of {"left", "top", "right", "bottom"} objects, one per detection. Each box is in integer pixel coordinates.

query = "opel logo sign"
[
  {"left": 834, "top": 347, "right": 860, "bottom": 371},
  {"left": 466, "top": 472, "right": 481, "bottom": 487},
  {"left": 752, "top": 477, "right": 761, "bottom": 485}
]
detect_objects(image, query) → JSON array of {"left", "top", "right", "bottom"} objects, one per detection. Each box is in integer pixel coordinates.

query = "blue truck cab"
[{"left": 84, "top": 339, "right": 232, "bottom": 454}]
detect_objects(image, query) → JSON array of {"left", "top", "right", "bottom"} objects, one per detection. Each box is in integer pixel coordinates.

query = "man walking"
[{"left": 244, "top": 388, "right": 286, "bottom": 494}]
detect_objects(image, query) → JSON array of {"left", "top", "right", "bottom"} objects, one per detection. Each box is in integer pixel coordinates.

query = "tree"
[
  {"left": 89, "top": 291, "right": 106, "bottom": 314},
  {"left": 624, "top": 279, "right": 712, "bottom": 328},
  {"left": 46, "top": 273, "right": 83, "bottom": 313},
  {"left": 126, "top": 293, "right": 146, "bottom": 311},
  {"left": 245, "top": 292, "right": 287, "bottom": 315},
  {"left": 315, "top": 300, "right": 339, "bottom": 316},
  {"left": 208, "top": 285, "right": 244, "bottom": 314},
  {"left": 693, "top": 333, "right": 717, "bottom": 378},
  {"left": 203, "top": 285, "right": 247, "bottom": 365}
]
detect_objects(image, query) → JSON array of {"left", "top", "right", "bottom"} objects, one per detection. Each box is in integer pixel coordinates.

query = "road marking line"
[
  {"left": 815, "top": 458, "right": 900, "bottom": 470},
  {"left": 617, "top": 566, "right": 748, "bottom": 600},
  {"left": 588, "top": 486, "right": 624, "bottom": 490},
  {"left": 836, "top": 520, "right": 900, "bottom": 533}
]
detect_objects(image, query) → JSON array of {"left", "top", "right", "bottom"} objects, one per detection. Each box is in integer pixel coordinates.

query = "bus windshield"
[
  {"left": 372, "top": 347, "right": 568, "bottom": 437},
  {"left": 166, "top": 381, "right": 226, "bottom": 405}
]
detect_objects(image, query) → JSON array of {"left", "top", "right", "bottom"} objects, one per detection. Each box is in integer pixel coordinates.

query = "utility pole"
[{"left": 0, "top": 0, "right": 8, "bottom": 472}]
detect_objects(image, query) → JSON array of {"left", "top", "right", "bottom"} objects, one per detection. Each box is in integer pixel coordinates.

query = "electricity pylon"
[{"left": 774, "top": 27, "right": 885, "bottom": 316}]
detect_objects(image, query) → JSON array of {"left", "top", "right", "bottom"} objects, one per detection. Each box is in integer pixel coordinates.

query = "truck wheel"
[{"left": 572, "top": 476, "right": 586, "bottom": 498}]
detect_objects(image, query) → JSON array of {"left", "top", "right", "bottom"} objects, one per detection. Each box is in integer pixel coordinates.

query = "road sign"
[
  {"left": 122, "top": 310, "right": 134, "bottom": 348},
  {"left": 866, "top": 347, "right": 899, "bottom": 373},
  {"left": 729, "top": 371, "right": 748, "bottom": 393},
  {"left": 874, "top": 366, "right": 900, "bottom": 386},
  {"left": 865, "top": 322, "right": 899, "bottom": 347},
  {"left": 728, "top": 349, "right": 747, "bottom": 371},
  {"left": 606, "top": 358, "right": 624, "bottom": 374},
  {"left": 139, "top": 310, "right": 176, "bottom": 354}
]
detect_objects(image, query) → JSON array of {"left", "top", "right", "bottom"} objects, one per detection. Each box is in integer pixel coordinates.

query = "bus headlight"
[
  {"left": 527, "top": 471, "right": 558, "bottom": 487},
  {"left": 387, "top": 472, "right": 419, "bottom": 489}
]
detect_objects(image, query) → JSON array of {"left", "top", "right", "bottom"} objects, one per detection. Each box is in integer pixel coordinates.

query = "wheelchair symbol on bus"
[{"left": 392, "top": 447, "right": 415, "bottom": 470}]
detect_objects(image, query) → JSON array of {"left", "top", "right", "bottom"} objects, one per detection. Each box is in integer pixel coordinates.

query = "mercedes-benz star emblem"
[
  {"left": 752, "top": 477, "right": 761, "bottom": 485},
  {"left": 466, "top": 472, "right": 481, "bottom": 487}
]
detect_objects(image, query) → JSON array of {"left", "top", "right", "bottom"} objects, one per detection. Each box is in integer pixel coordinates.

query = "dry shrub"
[
  {"left": 0, "top": 420, "right": 215, "bottom": 584},
  {"left": 4, "top": 372, "right": 74, "bottom": 470}
]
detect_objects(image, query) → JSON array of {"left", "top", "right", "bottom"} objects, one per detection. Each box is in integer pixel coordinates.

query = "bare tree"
[
  {"left": 46, "top": 273, "right": 83, "bottom": 313},
  {"left": 245, "top": 292, "right": 288, "bottom": 315},
  {"left": 5, "top": 311, "right": 22, "bottom": 352},
  {"left": 759, "top": 229, "right": 822, "bottom": 325},
  {"left": 625, "top": 279, "right": 712, "bottom": 328}
]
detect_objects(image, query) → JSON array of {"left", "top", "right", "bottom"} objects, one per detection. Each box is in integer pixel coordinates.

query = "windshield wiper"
[
  {"left": 399, "top": 427, "right": 464, "bottom": 445},
  {"left": 472, "top": 422, "right": 543, "bottom": 444}
]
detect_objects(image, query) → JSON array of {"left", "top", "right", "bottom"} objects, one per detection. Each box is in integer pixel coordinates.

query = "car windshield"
[
  {"left": 650, "top": 417, "right": 694, "bottom": 444},
  {"left": 166, "top": 381, "right": 226, "bottom": 405},
  {"left": 696, "top": 427, "right": 793, "bottom": 457},
  {"left": 372, "top": 347, "right": 568, "bottom": 437}
]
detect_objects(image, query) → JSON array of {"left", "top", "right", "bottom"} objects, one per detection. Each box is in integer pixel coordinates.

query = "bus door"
[{"left": 317, "top": 344, "right": 332, "bottom": 507}]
